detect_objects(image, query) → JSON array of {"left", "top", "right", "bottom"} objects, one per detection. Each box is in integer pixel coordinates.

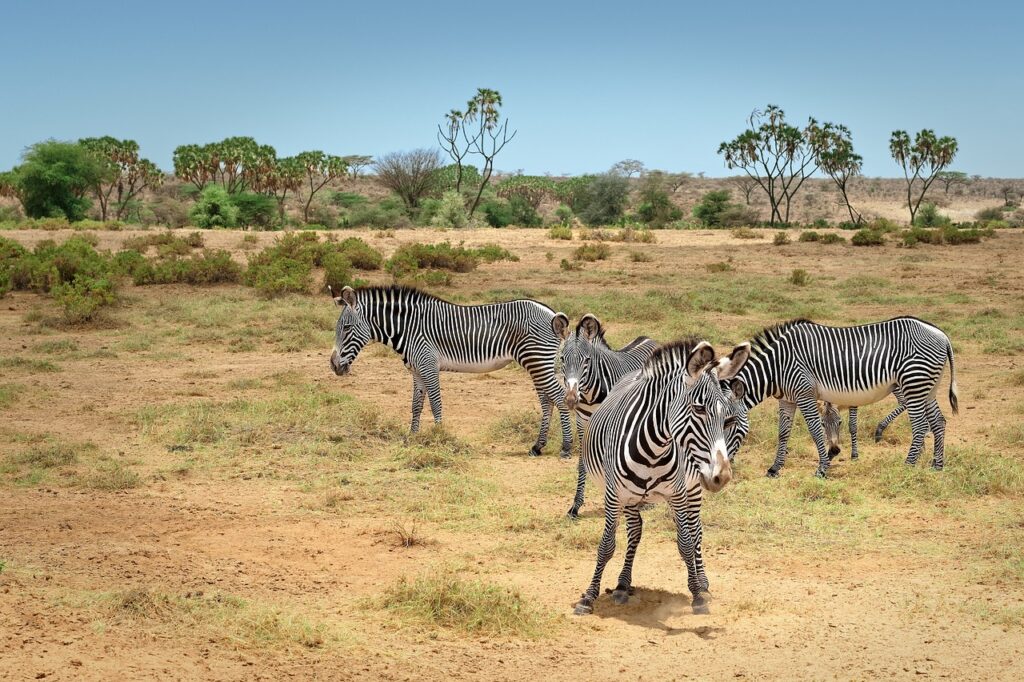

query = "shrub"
[
  {"left": 693, "top": 190, "right": 757, "bottom": 227},
  {"left": 798, "top": 231, "right": 821, "bottom": 242},
  {"left": 548, "top": 225, "right": 572, "bottom": 240},
  {"left": 322, "top": 252, "right": 353, "bottom": 292},
  {"left": 473, "top": 244, "right": 519, "bottom": 263},
  {"left": 331, "top": 192, "right": 369, "bottom": 209},
  {"left": 821, "top": 233, "right": 846, "bottom": 244},
  {"left": 573, "top": 243, "right": 611, "bottom": 262},
  {"left": 51, "top": 277, "right": 116, "bottom": 323},
  {"left": 147, "top": 196, "right": 191, "bottom": 228},
  {"left": 976, "top": 206, "right": 1006, "bottom": 222},
  {"left": 706, "top": 260, "right": 733, "bottom": 273},
  {"left": 132, "top": 250, "right": 242, "bottom": 285},
  {"left": 575, "top": 174, "right": 630, "bottom": 226},
  {"left": 337, "top": 237, "right": 383, "bottom": 270},
  {"left": 230, "top": 192, "right": 277, "bottom": 229},
  {"left": 481, "top": 196, "right": 541, "bottom": 228},
  {"left": 554, "top": 204, "right": 573, "bottom": 227},
  {"left": 245, "top": 256, "right": 311, "bottom": 297},
  {"left": 189, "top": 185, "right": 239, "bottom": 228},
  {"left": 851, "top": 229, "right": 886, "bottom": 246},
  {"left": 731, "top": 227, "right": 760, "bottom": 239},
  {"left": 630, "top": 250, "right": 653, "bottom": 263},
  {"left": 635, "top": 175, "right": 682, "bottom": 227},
  {"left": 789, "top": 268, "right": 810, "bottom": 286},
  {"left": 343, "top": 196, "right": 409, "bottom": 229},
  {"left": 9, "top": 140, "right": 105, "bottom": 221},
  {"left": 913, "top": 203, "right": 951, "bottom": 228},
  {"left": 614, "top": 227, "right": 656, "bottom": 243},
  {"left": 773, "top": 231, "right": 790, "bottom": 245},
  {"left": 387, "top": 242, "right": 479, "bottom": 279},
  {"left": 431, "top": 190, "right": 469, "bottom": 229}
]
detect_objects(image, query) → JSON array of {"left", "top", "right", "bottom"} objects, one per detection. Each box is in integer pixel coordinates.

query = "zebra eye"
[
  {"left": 692, "top": 404, "right": 707, "bottom": 416},
  {"left": 724, "top": 417, "right": 736, "bottom": 428}
]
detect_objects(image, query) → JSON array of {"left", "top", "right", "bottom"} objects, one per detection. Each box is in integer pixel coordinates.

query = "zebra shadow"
[{"left": 589, "top": 586, "right": 727, "bottom": 638}]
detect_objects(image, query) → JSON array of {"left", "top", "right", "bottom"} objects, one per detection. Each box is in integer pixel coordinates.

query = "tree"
[
  {"left": 342, "top": 155, "right": 373, "bottom": 179},
  {"left": 294, "top": 151, "right": 347, "bottom": 223},
  {"left": 727, "top": 175, "right": 758, "bottom": 205},
  {"left": 253, "top": 156, "right": 305, "bottom": 224},
  {"left": 375, "top": 149, "right": 442, "bottom": 210},
  {"left": 172, "top": 137, "right": 276, "bottom": 193},
  {"left": 495, "top": 175, "right": 556, "bottom": 209},
  {"left": 718, "top": 105, "right": 824, "bottom": 225},
  {"left": 936, "top": 170, "right": 968, "bottom": 195},
  {"left": 0, "top": 171, "right": 23, "bottom": 210},
  {"left": 436, "top": 88, "right": 517, "bottom": 215},
  {"left": 575, "top": 174, "right": 630, "bottom": 226},
  {"left": 889, "top": 129, "right": 958, "bottom": 224},
  {"left": 812, "top": 123, "right": 863, "bottom": 225},
  {"left": 78, "top": 137, "right": 163, "bottom": 221},
  {"left": 635, "top": 173, "right": 682, "bottom": 227},
  {"left": 610, "top": 159, "right": 645, "bottom": 178},
  {"left": 10, "top": 140, "right": 106, "bottom": 220}
]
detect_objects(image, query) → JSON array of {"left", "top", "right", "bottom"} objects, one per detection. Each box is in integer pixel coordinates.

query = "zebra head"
[
  {"left": 329, "top": 286, "right": 372, "bottom": 376},
  {"left": 559, "top": 314, "right": 602, "bottom": 411},
  {"left": 722, "top": 378, "right": 749, "bottom": 463},
  {"left": 822, "top": 402, "right": 842, "bottom": 458},
  {"left": 672, "top": 342, "right": 751, "bottom": 493}
]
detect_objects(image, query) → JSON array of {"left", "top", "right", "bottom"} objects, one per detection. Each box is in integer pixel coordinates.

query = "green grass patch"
[{"left": 0, "top": 356, "right": 60, "bottom": 373}]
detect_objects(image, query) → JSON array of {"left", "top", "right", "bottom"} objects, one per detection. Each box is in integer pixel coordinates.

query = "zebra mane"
[
  {"left": 749, "top": 318, "right": 814, "bottom": 355},
  {"left": 642, "top": 337, "right": 703, "bottom": 378}
]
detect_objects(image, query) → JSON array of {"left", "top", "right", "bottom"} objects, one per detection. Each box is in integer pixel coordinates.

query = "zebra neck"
[
  {"left": 358, "top": 291, "right": 421, "bottom": 353},
  {"left": 737, "top": 351, "right": 779, "bottom": 409}
]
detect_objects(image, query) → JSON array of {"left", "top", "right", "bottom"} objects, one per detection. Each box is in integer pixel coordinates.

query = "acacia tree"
[
  {"left": 610, "top": 159, "right": 645, "bottom": 178},
  {"left": 936, "top": 170, "right": 968, "bottom": 195},
  {"left": 727, "top": 175, "right": 759, "bottom": 205},
  {"left": 294, "top": 151, "right": 347, "bottom": 223},
  {"left": 342, "top": 155, "right": 373, "bottom": 179},
  {"left": 889, "top": 129, "right": 958, "bottom": 224},
  {"left": 436, "top": 88, "right": 516, "bottom": 215},
  {"left": 718, "top": 105, "right": 825, "bottom": 225},
  {"left": 375, "top": 149, "right": 442, "bottom": 210},
  {"left": 79, "top": 137, "right": 163, "bottom": 221},
  {"left": 812, "top": 123, "right": 863, "bottom": 225}
]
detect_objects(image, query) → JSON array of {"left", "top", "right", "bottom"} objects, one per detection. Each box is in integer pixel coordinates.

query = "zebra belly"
[
  {"left": 439, "top": 357, "right": 512, "bottom": 373},
  {"left": 817, "top": 382, "right": 895, "bottom": 407},
  {"left": 619, "top": 479, "right": 675, "bottom": 506}
]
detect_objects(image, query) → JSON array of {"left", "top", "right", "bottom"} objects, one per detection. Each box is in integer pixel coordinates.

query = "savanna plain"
[{"left": 2, "top": 226, "right": 1024, "bottom": 681}]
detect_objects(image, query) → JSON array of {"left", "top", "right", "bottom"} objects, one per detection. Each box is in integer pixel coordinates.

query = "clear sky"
[{"left": 2, "top": 1, "right": 1021, "bottom": 177}]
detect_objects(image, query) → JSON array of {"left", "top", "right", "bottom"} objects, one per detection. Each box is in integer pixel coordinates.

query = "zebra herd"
[{"left": 329, "top": 284, "right": 959, "bottom": 616}]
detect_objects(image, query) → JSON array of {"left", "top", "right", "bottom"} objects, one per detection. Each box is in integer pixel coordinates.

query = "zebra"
[
  {"left": 821, "top": 395, "right": 907, "bottom": 461},
  {"left": 572, "top": 339, "right": 750, "bottom": 616},
  {"left": 559, "top": 314, "right": 658, "bottom": 518},
  {"left": 729, "top": 317, "right": 958, "bottom": 478},
  {"left": 329, "top": 285, "right": 574, "bottom": 457}
]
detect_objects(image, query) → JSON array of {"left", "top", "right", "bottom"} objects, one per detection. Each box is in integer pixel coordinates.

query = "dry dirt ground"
[{"left": 2, "top": 227, "right": 1023, "bottom": 680}]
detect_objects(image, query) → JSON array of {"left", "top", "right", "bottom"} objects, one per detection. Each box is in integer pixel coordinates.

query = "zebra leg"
[
  {"left": 796, "top": 397, "right": 833, "bottom": 478},
  {"left": 612, "top": 505, "right": 643, "bottom": 604},
  {"left": 903, "top": 393, "right": 931, "bottom": 466},
  {"left": 419, "top": 362, "right": 443, "bottom": 427},
  {"left": 554, "top": 393, "right": 574, "bottom": 458},
  {"left": 568, "top": 446, "right": 588, "bottom": 519},
  {"left": 670, "top": 491, "right": 709, "bottom": 614},
  {"left": 848, "top": 408, "right": 859, "bottom": 460},
  {"left": 875, "top": 388, "right": 907, "bottom": 442},
  {"left": 409, "top": 374, "right": 426, "bottom": 433},
  {"left": 767, "top": 400, "right": 797, "bottom": 477},
  {"left": 574, "top": 495, "right": 620, "bottom": 615},
  {"left": 530, "top": 390, "right": 552, "bottom": 457},
  {"left": 926, "top": 399, "right": 946, "bottom": 471}
]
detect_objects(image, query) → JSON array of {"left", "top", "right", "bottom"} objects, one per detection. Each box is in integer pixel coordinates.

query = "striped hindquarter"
[
  {"left": 573, "top": 339, "right": 750, "bottom": 616},
  {"left": 732, "top": 317, "right": 959, "bottom": 478},
  {"left": 559, "top": 314, "right": 658, "bottom": 518},
  {"left": 329, "top": 285, "right": 573, "bottom": 456}
]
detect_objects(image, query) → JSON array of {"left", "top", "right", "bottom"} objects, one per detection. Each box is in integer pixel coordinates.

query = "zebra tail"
[{"left": 947, "top": 340, "right": 959, "bottom": 416}]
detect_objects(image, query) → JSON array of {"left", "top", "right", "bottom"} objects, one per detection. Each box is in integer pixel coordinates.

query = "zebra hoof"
[
  {"left": 766, "top": 467, "right": 781, "bottom": 478},
  {"left": 874, "top": 427, "right": 884, "bottom": 443},
  {"left": 691, "top": 593, "right": 710, "bottom": 615},
  {"left": 611, "top": 587, "right": 632, "bottom": 605},
  {"left": 559, "top": 451, "right": 573, "bottom": 461},
  {"left": 529, "top": 445, "right": 543, "bottom": 457},
  {"left": 566, "top": 508, "right": 580, "bottom": 520},
  {"left": 573, "top": 598, "right": 594, "bottom": 616},
  {"left": 931, "top": 462, "right": 944, "bottom": 472},
  {"left": 851, "top": 452, "right": 859, "bottom": 461},
  {"left": 814, "top": 467, "right": 829, "bottom": 479},
  {"left": 827, "top": 446, "right": 840, "bottom": 460}
]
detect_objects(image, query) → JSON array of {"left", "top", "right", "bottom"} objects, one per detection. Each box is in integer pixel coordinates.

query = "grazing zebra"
[
  {"left": 329, "top": 285, "right": 574, "bottom": 457},
  {"left": 730, "top": 317, "right": 958, "bottom": 478},
  {"left": 559, "top": 314, "right": 658, "bottom": 518},
  {"left": 573, "top": 339, "right": 750, "bottom": 616},
  {"left": 821, "top": 395, "right": 907, "bottom": 461}
]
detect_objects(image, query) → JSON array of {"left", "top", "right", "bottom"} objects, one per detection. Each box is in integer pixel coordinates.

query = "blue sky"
[{"left": 2, "top": 1, "right": 1021, "bottom": 177}]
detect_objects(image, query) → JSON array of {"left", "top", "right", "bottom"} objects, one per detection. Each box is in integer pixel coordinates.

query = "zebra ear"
[
  {"left": 578, "top": 314, "right": 602, "bottom": 341},
  {"left": 715, "top": 342, "right": 750, "bottom": 380},
  {"left": 340, "top": 286, "right": 357, "bottom": 307},
  {"left": 685, "top": 341, "right": 716, "bottom": 377},
  {"left": 551, "top": 313, "right": 570, "bottom": 339},
  {"left": 729, "top": 378, "right": 746, "bottom": 402}
]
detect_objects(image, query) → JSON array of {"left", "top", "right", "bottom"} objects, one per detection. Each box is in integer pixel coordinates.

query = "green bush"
[
  {"left": 230, "top": 192, "right": 277, "bottom": 229},
  {"left": 8, "top": 141, "right": 105, "bottom": 221},
  {"left": 337, "top": 237, "right": 384, "bottom": 270},
  {"left": 731, "top": 227, "right": 760, "bottom": 240},
  {"left": 51, "top": 277, "right": 116, "bottom": 323},
  {"left": 635, "top": 175, "right": 682, "bottom": 227},
  {"left": 387, "top": 242, "right": 480, "bottom": 279},
  {"left": 554, "top": 204, "right": 573, "bottom": 227},
  {"left": 575, "top": 174, "right": 630, "bottom": 226},
  {"left": 189, "top": 185, "right": 240, "bottom": 228},
  {"left": 560, "top": 258, "right": 582, "bottom": 271},
  {"left": 773, "top": 231, "right": 790, "bottom": 246},
  {"left": 245, "top": 255, "right": 311, "bottom": 297},
  {"left": 343, "top": 196, "right": 408, "bottom": 228},
  {"left": 573, "top": 243, "right": 611, "bottom": 262},
  {"left": 132, "top": 250, "right": 242, "bottom": 285},
  {"left": 975, "top": 206, "right": 1006, "bottom": 222},
  {"left": 481, "top": 196, "right": 542, "bottom": 228},
  {"left": 331, "top": 192, "right": 369, "bottom": 209},
  {"left": 322, "top": 252, "right": 353, "bottom": 292},
  {"left": 798, "top": 231, "right": 821, "bottom": 242},
  {"left": 789, "top": 269, "right": 810, "bottom": 286},
  {"left": 548, "top": 225, "right": 572, "bottom": 240},
  {"left": 473, "top": 244, "right": 519, "bottom": 263},
  {"left": 851, "top": 229, "right": 886, "bottom": 246},
  {"left": 821, "top": 232, "right": 846, "bottom": 244},
  {"left": 913, "top": 203, "right": 951, "bottom": 228},
  {"left": 431, "top": 190, "right": 469, "bottom": 229},
  {"left": 692, "top": 190, "right": 756, "bottom": 228}
]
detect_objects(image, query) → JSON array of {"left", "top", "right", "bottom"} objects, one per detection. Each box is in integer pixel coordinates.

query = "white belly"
[
  {"left": 440, "top": 358, "right": 512, "bottom": 373},
  {"left": 817, "top": 382, "right": 894, "bottom": 407}
]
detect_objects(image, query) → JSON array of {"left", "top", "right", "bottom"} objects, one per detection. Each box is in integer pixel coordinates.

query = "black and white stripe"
[
  {"left": 732, "top": 317, "right": 959, "bottom": 477},
  {"left": 559, "top": 314, "right": 658, "bottom": 518},
  {"left": 572, "top": 339, "right": 750, "bottom": 616},
  {"left": 329, "top": 285, "right": 573, "bottom": 456},
  {"left": 822, "top": 393, "right": 907, "bottom": 461}
]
